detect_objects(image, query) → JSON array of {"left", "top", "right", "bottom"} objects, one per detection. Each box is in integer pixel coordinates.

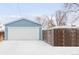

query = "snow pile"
[{"left": 0, "top": 40, "right": 79, "bottom": 55}]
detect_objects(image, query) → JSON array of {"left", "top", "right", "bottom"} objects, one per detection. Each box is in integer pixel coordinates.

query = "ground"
[{"left": 0, "top": 40, "right": 79, "bottom": 55}]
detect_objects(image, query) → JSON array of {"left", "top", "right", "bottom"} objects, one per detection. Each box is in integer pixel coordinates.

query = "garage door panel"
[{"left": 8, "top": 27, "right": 39, "bottom": 40}]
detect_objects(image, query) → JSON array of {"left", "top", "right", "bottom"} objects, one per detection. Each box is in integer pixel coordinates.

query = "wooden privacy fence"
[
  {"left": 43, "top": 30, "right": 54, "bottom": 46},
  {"left": 43, "top": 28, "right": 79, "bottom": 46}
]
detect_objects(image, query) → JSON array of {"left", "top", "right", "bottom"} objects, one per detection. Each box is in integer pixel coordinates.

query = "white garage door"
[{"left": 7, "top": 27, "right": 40, "bottom": 40}]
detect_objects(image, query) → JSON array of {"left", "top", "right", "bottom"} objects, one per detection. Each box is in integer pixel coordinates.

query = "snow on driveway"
[{"left": 0, "top": 40, "right": 79, "bottom": 55}]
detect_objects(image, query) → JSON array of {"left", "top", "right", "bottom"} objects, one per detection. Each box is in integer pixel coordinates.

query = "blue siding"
[
  {"left": 5, "top": 27, "right": 8, "bottom": 40},
  {"left": 39, "top": 27, "right": 42, "bottom": 40},
  {"left": 5, "top": 19, "right": 41, "bottom": 27}
]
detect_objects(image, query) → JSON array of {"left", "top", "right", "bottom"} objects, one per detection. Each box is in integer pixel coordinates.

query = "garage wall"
[
  {"left": 5, "top": 27, "right": 8, "bottom": 40},
  {"left": 5, "top": 19, "right": 42, "bottom": 40},
  {"left": 5, "top": 27, "right": 42, "bottom": 40}
]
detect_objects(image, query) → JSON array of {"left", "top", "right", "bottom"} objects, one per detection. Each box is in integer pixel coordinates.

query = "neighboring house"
[
  {"left": 5, "top": 19, "right": 42, "bottom": 40},
  {"left": 0, "top": 24, "right": 4, "bottom": 41}
]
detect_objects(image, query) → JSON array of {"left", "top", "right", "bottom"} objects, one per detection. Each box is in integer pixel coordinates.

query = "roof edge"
[{"left": 5, "top": 18, "right": 41, "bottom": 26}]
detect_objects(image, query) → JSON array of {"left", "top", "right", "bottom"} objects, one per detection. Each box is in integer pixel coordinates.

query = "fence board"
[
  {"left": 43, "top": 28, "right": 79, "bottom": 46},
  {"left": 64, "top": 29, "right": 72, "bottom": 46},
  {"left": 76, "top": 29, "right": 79, "bottom": 46}
]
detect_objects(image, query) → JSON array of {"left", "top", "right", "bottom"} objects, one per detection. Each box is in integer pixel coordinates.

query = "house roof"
[{"left": 5, "top": 18, "right": 41, "bottom": 27}]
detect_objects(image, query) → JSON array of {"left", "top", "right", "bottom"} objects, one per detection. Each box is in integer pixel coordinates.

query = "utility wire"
[{"left": 16, "top": 3, "right": 23, "bottom": 18}]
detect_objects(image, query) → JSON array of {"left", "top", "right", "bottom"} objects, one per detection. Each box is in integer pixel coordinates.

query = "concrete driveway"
[{"left": 0, "top": 40, "right": 79, "bottom": 55}]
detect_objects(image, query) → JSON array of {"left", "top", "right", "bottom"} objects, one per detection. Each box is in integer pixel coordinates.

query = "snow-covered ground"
[{"left": 0, "top": 40, "right": 79, "bottom": 55}]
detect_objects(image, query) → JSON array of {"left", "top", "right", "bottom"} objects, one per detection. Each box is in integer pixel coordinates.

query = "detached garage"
[{"left": 5, "top": 19, "right": 42, "bottom": 40}]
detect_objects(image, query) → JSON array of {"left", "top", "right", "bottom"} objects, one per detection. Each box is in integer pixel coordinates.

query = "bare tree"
[
  {"left": 56, "top": 10, "right": 67, "bottom": 26},
  {"left": 35, "top": 16, "right": 47, "bottom": 28},
  {"left": 35, "top": 15, "right": 55, "bottom": 29},
  {"left": 64, "top": 3, "right": 79, "bottom": 11},
  {"left": 47, "top": 15, "right": 55, "bottom": 28},
  {"left": 64, "top": 3, "right": 79, "bottom": 26}
]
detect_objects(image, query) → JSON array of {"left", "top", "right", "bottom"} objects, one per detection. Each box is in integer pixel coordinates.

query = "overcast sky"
[{"left": 0, "top": 3, "right": 63, "bottom": 24}]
